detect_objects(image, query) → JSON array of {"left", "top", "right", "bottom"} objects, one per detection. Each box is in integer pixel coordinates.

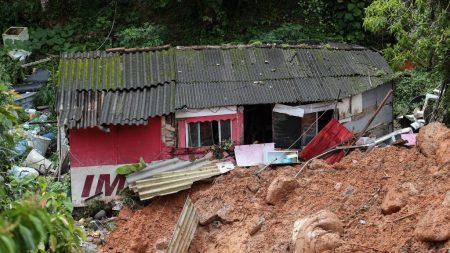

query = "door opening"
[{"left": 244, "top": 104, "right": 273, "bottom": 144}]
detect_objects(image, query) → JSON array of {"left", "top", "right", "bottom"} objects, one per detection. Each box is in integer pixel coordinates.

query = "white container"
[
  {"left": 27, "top": 135, "right": 51, "bottom": 155},
  {"left": 23, "top": 149, "right": 53, "bottom": 174},
  {"left": 2, "top": 27, "right": 29, "bottom": 46}
]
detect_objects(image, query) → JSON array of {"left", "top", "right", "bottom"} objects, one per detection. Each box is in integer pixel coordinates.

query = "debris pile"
[{"left": 100, "top": 123, "right": 450, "bottom": 252}]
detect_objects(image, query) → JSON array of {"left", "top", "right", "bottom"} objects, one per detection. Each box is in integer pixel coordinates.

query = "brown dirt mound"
[{"left": 101, "top": 124, "right": 450, "bottom": 253}]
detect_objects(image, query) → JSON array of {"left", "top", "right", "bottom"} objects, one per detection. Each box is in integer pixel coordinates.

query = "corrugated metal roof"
[
  {"left": 57, "top": 44, "right": 393, "bottom": 128},
  {"left": 58, "top": 82, "right": 175, "bottom": 128},
  {"left": 175, "top": 47, "right": 391, "bottom": 83},
  {"left": 59, "top": 49, "right": 175, "bottom": 91},
  {"left": 175, "top": 76, "right": 388, "bottom": 109}
]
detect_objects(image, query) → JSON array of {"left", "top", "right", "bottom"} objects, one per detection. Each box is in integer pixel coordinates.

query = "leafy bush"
[
  {"left": 34, "top": 82, "right": 57, "bottom": 112},
  {"left": 0, "top": 84, "right": 21, "bottom": 173},
  {"left": 117, "top": 23, "right": 167, "bottom": 48},
  {"left": 28, "top": 25, "right": 80, "bottom": 53},
  {"left": 0, "top": 177, "right": 85, "bottom": 253},
  {"left": 254, "top": 24, "right": 308, "bottom": 43},
  {"left": 393, "top": 70, "right": 437, "bottom": 116},
  {"left": 0, "top": 49, "right": 24, "bottom": 84}
]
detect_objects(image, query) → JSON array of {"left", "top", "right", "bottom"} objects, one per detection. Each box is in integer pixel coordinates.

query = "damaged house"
[{"left": 57, "top": 44, "right": 393, "bottom": 205}]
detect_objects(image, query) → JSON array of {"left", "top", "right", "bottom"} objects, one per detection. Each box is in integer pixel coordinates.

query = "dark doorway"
[
  {"left": 273, "top": 112, "right": 302, "bottom": 149},
  {"left": 244, "top": 104, "right": 273, "bottom": 144}
]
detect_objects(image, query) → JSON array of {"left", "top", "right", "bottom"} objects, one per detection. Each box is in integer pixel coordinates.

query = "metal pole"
[{"left": 354, "top": 89, "right": 393, "bottom": 141}]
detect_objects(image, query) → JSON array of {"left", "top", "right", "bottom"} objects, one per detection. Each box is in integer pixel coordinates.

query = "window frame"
[{"left": 185, "top": 120, "right": 232, "bottom": 148}]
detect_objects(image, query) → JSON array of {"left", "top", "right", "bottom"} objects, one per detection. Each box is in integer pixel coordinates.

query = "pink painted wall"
[
  {"left": 177, "top": 112, "right": 244, "bottom": 148},
  {"left": 70, "top": 117, "right": 169, "bottom": 167}
]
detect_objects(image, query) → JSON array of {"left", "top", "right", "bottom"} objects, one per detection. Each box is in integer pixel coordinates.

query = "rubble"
[{"left": 99, "top": 123, "right": 450, "bottom": 253}]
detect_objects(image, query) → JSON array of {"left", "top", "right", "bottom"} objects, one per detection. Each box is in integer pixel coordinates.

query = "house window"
[{"left": 187, "top": 120, "right": 231, "bottom": 147}]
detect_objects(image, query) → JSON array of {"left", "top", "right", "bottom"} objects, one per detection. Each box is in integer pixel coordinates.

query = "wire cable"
[{"left": 95, "top": 1, "right": 117, "bottom": 51}]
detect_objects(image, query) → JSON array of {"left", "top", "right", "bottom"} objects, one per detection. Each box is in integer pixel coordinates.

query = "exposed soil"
[{"left": 100, "top": 123, "right": 450, "bottom": 253}]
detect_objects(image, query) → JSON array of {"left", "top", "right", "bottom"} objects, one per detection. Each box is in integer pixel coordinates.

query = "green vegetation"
[
  {"left": 392, "top": 70, "right": 438, "bottom": 116},
  {"left": 0, "top": 49, "right": 24, "bottom": 84},
  {"left": 0, "top": 84, "right": 21, "bottom": 173},
  {"left": 0, "top": 0, "right": 374, "bottom": 52},
  {"left": 0, "top": 84, "right": 84, "bottom": 252},
  {"left": 0, "top": 177, "right": 84, "bottom": 253},
  {"left": 118, "top": 23, "right": 168, "bottom": 48},
  {"left": 116, "top": 157, "right": 147, "bottom": 175},
  {"left": 364, "top": 0, "right": 449, "bottom": 122}
]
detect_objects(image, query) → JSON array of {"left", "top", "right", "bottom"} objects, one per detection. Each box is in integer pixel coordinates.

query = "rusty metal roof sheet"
[{"left": 58, "top": 82, "right": 175, "bottom": 128}]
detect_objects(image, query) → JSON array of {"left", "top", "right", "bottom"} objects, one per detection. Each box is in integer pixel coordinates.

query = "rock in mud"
[
  {"left": 415, "top": 207, "right": 450, "bottom": 242},
  {"left": 196, "top": 197, "right": 235, "bottom": 225},
  {"left": 436, "top": 140, "right": 450, "bottom": 165},
  {"left": 155, "top": 237, "right": 169, "bottom": 252},
  {"left": 248, "top": 217, "right": 265, "bottom": 236},
  {"left": 292, "top": 210, "right": 344, "bottom": 253},
  {"left": 381, "top": 187, "right": 408, "bottom": 215},
  {"left": 416, "top": 122, "right": 450, "bottom": 158},
  {"left": 265, "top": 176, "right": 299, "bottom": 205},
  {"left": 308, "top": 159, "right": 332, "bottom": 170},
  {"left": 401, "top": 182, "right": 419, "bottom": 195},
  {"left": 94, "top": 210, "right": 107, "bottom": 220}
]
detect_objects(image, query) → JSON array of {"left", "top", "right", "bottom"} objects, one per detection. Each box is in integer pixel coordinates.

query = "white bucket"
[
  {"left": 22, "top": 149, "right": 53, "bottom": 174},
  {"left": 27, "top": 135, "right": 51, "bottom": 155}
]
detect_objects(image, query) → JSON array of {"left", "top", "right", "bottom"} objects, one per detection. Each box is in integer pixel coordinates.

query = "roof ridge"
[{"left": 60, "top": 43, "right": 372, "bottom": 58}]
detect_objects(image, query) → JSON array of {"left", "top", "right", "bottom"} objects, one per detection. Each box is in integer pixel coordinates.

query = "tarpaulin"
[{"left": 299, "top": 118, "right": 353, "bottom": 164}]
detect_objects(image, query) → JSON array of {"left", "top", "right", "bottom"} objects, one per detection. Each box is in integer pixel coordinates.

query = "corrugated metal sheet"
[
  {"left": 58, "top": 82, "right": 175, "bottom": 128},
  {"left": 299, "top": 118, "right": 354, "bottom": 164},
  {"left": 167, "top": 197, "right": 199, "bottom": 253},
  {"left": 59, "top": 49, "right": 175, "bottom": 91},
  {"left": 175, "top": 47, "right": 392, "bottom": 82},
  {"left": 126, "top": 157, "right": 210, "bottom": 185},
  {"left": 176, "top": 76, "right": 387, "bottom": 109},
  {"left": 132, "top": 159, "right": 232, "bottom": 200},
  {"left": 135, "top": 164, "right": 220, "bottom": 200}
]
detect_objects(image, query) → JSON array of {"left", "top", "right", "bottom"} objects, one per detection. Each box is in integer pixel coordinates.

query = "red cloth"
[{"left": 299, "top": 119, "right": 353, "bottom": 164}]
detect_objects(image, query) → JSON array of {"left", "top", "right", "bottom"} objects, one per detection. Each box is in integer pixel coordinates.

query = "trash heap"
[
  {"left": 100, "top": 122, "right": 450, "bottom": 253},
  {"left": 8, "top": 108, "right": 57, "bottom": 182}
]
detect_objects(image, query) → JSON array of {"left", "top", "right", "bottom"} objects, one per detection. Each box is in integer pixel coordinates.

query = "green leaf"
[
  {"left": 28, "top": 215, "right": 46, "bottom": 242},
  {"left": 0, "top": 235, "right": 15, "bottom": 253},
  {"left": 353, "top": 8, "right": 362, "bottom": 17},
  {"left": 347, "top": 3, "right": 356, "bottom": 11},
  {"left": 18, "top": 225, "right": 36, "bottom": 251}
]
